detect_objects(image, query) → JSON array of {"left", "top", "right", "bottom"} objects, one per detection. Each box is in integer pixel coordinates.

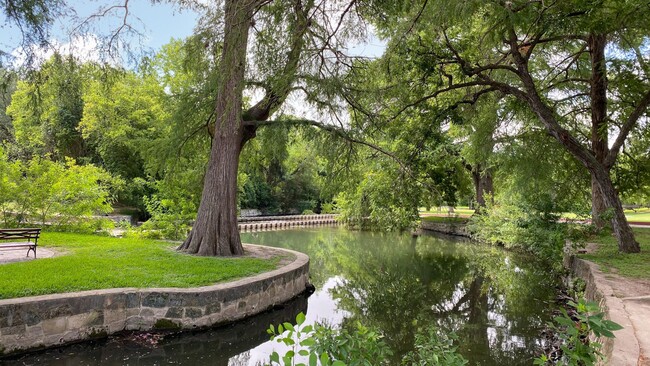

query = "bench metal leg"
[{"left": 26, "top": 246, "right": 36, "bottom": 258}]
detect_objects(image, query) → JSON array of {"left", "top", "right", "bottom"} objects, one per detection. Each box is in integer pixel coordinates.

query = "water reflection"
[
  {"left": 4, "top": 228, "right": 556, "bottom": 365},
  {"left": 241, "top": 228, "right": 556, "bottom": 365}
]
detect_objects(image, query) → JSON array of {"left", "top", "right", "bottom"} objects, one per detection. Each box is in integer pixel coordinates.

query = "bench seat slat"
[{"left": 0, "top": 242, "right": 36, "bottom": 248}]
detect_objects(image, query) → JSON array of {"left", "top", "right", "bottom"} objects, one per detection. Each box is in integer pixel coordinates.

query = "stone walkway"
[
  {"left": 0, "top": 247, "right": 58, "bottom": 264},
  {"left": 572, "top": 257, "right": 650, "bottom": 366}
]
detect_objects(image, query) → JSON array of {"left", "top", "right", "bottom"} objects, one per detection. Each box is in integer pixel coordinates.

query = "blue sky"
[
  {"left": 0, "top": 1, "right": 385, "bottom": 67},
  {"left": 0, "top": 1, "right": 200, "bottom": 64}
]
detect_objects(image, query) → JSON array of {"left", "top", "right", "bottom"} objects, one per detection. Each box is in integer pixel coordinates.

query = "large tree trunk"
[
  {"left": 178, "top": 0, "right": 257, "bottom": 256},
  {"left": 589, "top": 33, "right": 610, "bottom": 230},
  {"left": 470, "top": 164, "right": 494, "bottom": 213},
  {"left": 591, "top": 176, "right": 608, "bottom": 228},
  {"left": 592, "top": 165, "right": 640, "bottom": 253}
]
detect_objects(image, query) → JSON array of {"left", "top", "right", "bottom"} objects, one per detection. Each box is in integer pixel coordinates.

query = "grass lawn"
[
  {"left": 0, "top": 232, "right": 279, "bottom": 300},
  {"left": 419, "top": 206, "right": 475, "bottom": 216},
  {"left": 581, "top": 228, "right": 650, "bottom": 279},
  {"left": 624, "top": 207, "right": 650, "bottom": 223},
  {"left": 421, "top": 215, "right": 469, "bottom": 224}
]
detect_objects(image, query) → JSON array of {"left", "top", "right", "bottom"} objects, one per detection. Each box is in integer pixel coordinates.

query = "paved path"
[
  {"left": 0, "top": 248, "right": 58, "bottom": 264},
  {"left": 576, "top": 258, "right": 650, "bottom": 365}
]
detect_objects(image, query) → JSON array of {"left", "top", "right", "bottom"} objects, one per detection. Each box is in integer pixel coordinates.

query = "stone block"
[
  {"left": 141, "top": 293, "right": 169, "bottom": 308},
  {"left": 41, "top": 318, "right": 67, "bottom": 335},
  {"left": 103, "top": 309, "right": 126, "bottom": 327},
  {"left": 205, "top": 302, "right": 221, "bottom": 315},
  {"left": 19, "top": 310, "right": 42, "bottom": 326},
  {"left": 165, "top": 307, "right": 183, "bottom": 318},
  {"left": 1, "top": 324, "right": 26, "bottom": 336},
  {"left": 140, "top": 308, "right": 155, "bottom": 317},
  {"left": 184, "top": 307, "right": 202, "bottom": 319}
]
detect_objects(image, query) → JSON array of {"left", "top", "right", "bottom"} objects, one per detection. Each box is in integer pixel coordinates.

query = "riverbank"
[
  {"left": 0, "top": 238, "right": 310, "bottom": 357},
  {"left": 420, "top": 216, "right": 650, "bottom": 364},
  {"left": 567, "top": 256, "right": 650, "bottom": 365}
]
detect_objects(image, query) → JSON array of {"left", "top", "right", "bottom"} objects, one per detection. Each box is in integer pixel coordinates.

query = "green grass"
[
  {"left": 0, "top": 232, "right": 278, "bottom": 300},
  {"left": 421, "top": 215, "right": 469, "bottom": 223},
  {"left": 581, "top": 228, "right": 650, "bottom": 279},
  {"left": 419, "top": 206, "right": 474, "bottom": 216},
  {"left": 624, "top": 207, "right": 650, "bottom": 223}
]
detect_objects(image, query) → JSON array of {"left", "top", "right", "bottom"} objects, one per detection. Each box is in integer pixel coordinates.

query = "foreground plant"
[
  {"left": 535, "top": 299, "right": 622, "bottom": 366},
  {"left": 265, "top": 313, "right": 467, "bottom": 366}
]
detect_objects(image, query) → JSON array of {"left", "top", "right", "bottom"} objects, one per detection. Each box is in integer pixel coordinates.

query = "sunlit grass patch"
[
  {"left": 582, "top": 228, "right": 650, "bottom": 279},
  {"left": 421, "top": 216, "right": 469, "bottom": 224},
  {"left": 0, "top": 232, "right": 278, "bottom": 299}
]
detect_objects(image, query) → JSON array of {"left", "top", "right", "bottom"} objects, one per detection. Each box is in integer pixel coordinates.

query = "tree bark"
[
  {"left": 589, "top": 33, "right": 610, "bottom": 230},
  {"left": 471, "top": 164, "right": 494, "bottom": 213},
  {"left": 178, "top": 0, "right": 258, "bottom": 256}
]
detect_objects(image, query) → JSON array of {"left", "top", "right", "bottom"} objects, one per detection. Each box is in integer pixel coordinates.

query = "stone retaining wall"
[
  {"left": 0, "top": 244, "right": 309, "bottom": 356},
  {"left": 239, "top": 219, "right": 339, "bottom": 232},
  {"left": 420, "top": 220, "right": 470, "bottom": 237}
]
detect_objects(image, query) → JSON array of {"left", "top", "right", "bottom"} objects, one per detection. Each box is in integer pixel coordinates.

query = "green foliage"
[
  {"left": 469, "top": 202, "right": 566, "bottom": 264},
  {"left": 0, "top": 147, "right": 115, "bottom": 228},
  {"left": 265, "top": 313, "right": 470, "bottom": 366},
  {"left": 266, "top": 312, "right": 392, "bottom": 366},
  {"left": 336, "top": 165, "right": 422, "bottom": 231},
  {"left": 239, "top": 125, "right": 326, "bottom": 214},
  {"left": 6, "top": 54, "right": 89, "bottom": 160},
  {"left": 401, "top": 327, "right": 467, "bottom": 366},
  {"left": 535, "top": 300, "right": 622, "bottom": 366},
  {"left": 0, "top": 231, "right": 277, "bottom": 299}
]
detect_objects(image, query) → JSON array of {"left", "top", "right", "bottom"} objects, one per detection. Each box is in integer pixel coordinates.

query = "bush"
[
  {"left": 264, "top": 313, "right": 467, "bottom": 366},
  {"left": 469, "top": 202, "right": 567, "bottom": 264},
  {"left": 0, "top": 148, "right": 115, "bottom": 228},
  {"left": 535, "top": 299, "right": 622, "bottom": 366}
]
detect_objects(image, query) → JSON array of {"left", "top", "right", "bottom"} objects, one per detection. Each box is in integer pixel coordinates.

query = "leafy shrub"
[
  {"left": 265, "top": 313, "right": 467, "bottom": 366},
  {"left": 0, "top": 148, "right": 115, "bottom": 228},
  {"left": 266, "top": 313, "right": 391, "bottom": 366},
  {"left": 320, "top": 202, "right": 338, "bottom": 214},
  {"left": 402, "top": 327, "right": 467, "bottom": 366},
  {"left": 469, "top": 202, "right": 567, "bottom": 264},
  {"left": 535, "top": 299, "right": 622, "bottom": 366}
]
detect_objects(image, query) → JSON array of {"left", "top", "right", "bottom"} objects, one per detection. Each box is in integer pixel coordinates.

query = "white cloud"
[{"left": 11, "top": 34, "right": 122, "bottom": 68}]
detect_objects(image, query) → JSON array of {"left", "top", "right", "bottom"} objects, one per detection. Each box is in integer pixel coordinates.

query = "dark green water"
[{"left": 5, "top": 228, "right": 557, "bottom": 365}]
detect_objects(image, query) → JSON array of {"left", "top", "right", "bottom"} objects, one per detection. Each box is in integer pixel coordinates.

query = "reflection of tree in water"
[{"left": 311, "top": 230, "right": 557, "bottom": 365}]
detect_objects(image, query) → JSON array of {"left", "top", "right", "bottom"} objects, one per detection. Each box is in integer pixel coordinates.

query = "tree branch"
[{"left": 605, "top": 89, "right": 650, "bottom": 168}]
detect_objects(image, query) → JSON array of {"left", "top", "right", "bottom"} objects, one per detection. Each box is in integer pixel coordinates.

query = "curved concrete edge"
[
  {"left": 0, "top": 244, "right": 310, "bottom": 357},
  {"left": 567, "top": 256, "right": 642, "bottom": 366}
]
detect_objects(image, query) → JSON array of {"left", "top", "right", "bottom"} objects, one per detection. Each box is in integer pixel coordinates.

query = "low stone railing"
[
  {"left": 238, "top": 215, "right": 340, "bottom": 232},
  {"left": 0, "top": 245, "right": 309, "bottom": 357}
]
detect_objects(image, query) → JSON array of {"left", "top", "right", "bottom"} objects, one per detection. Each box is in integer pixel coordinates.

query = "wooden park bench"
[{"left": 0, "top": 228, "right": 41, "bottom": 258}]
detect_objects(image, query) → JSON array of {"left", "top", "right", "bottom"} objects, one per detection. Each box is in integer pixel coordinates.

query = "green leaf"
[
  {"left": 296, "top": 312, "right": 306, "bottom": 325},
  {"left": 300, "top": 338, "right": 316, "bottom": 347},
  {"left": 284, "top": 322, "right": 295, "bottom": 332},
  {"left": 270, "top": 351, "right": 280, "bottom": 364},
  {"left": 320, "top": 352, "right": 331, "bottom": 366},
  {"left": 309, "top": 353, "right": 318, "bottom": 366}
]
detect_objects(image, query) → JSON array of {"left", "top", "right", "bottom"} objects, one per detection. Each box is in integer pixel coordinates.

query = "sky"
[
  {"left": 0, "top": 1, "right": 201, "bottom": 66},
  {"left": 0, "top": 1, "right": 385, "bottom": 68}
]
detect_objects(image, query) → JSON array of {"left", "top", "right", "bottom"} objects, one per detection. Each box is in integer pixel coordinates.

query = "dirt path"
[{"left": 0, "top": 247, "right": 60, "bottom": 264}]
